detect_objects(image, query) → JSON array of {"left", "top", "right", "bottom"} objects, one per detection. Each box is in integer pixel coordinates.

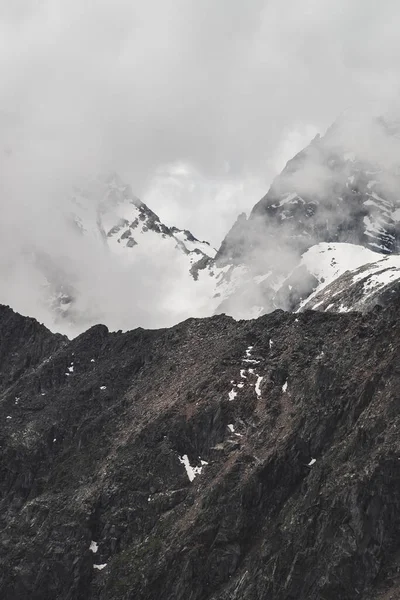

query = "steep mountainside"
[
  {"left": 1, "top": 302, "right": 400, "bottom": 599},
  {"left": 302, "top": 251, "right": 400, "bottom": 313},
  {"left": 42, "top": 173, "right": 218, "bottom": 329},
  {"left": 211, "top": 115, "right": 400, "bottom": 318},
  {"left": 0, "top": 173, "right": 220, "bottom": 336},
  {"left": 71, "top": 173, "right": 216, "bottom": 262},
  {"left": 3, "top": 116, "right": 400, "bottom": 335}
]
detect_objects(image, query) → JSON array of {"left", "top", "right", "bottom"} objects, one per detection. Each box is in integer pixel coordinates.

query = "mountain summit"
[
  {"left": 208, "top": 114, "right": 400, "bottom": 318},
  {"left": 3, "top": 115, "right": 400, "bottom": 334}
]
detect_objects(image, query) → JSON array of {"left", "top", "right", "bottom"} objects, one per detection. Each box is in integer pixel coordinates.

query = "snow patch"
[
  {"left": 90, "top": 541, "right": 98, "bottom": 553},
  {"left": 299, "top": 242, "right": 383, "bottom": 310},
  {"left": 228, "top": 388, "right": 238, "bottom": 401},
  {"left": 255, "top": 376, "right": 263, "bottom": 398},
  {"left": 178, "top": 454, "right": 206, "bottom": 482}
]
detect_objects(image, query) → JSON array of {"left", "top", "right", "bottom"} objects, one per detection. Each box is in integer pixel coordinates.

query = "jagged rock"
[{"left": 1, "top": 302, "right": 400, "bottom": 599}]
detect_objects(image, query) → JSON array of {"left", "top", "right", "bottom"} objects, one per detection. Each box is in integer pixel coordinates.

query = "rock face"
[
  {"left": 211, "top": 115, "right": 400, "bottom": 318},
  {"left": 1, "top": 301, "right": 400, "bottom": 599}
]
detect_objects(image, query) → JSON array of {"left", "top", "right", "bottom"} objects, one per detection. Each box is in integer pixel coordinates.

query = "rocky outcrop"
[
  {"left": 210, "top": 116, "right": 400, "bottom": 319},
  {"left": 1, "top": 301, "right": 400, "bottom": 599}
]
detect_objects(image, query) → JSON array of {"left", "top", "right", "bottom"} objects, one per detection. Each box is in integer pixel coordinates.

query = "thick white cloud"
[
  {"left": 1, "top": 0, "right": 400, "bottom": 243},
  {"left": 0, "top": 0, "right": 400, "bottom": 337}
]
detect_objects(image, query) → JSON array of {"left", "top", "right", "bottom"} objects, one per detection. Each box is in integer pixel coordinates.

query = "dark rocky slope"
[{"left": 0, "top": 302, "right": 400, "bottom": 599}]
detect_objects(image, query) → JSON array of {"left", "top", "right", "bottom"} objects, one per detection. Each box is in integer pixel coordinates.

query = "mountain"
[
  {"left": 70, "top": 173, "right": 216, "bottom": 262},
  {"left": 4, "top": 113, "right": 400, "bottom": 599},
  {"left": 3, "top": 114, "right": 400, "bottom": 335},
  {"left": 302, "top": 249, "right": 400, "bottom": 312},
  {"left": 1, "top": 301, "right": 400, "bottom": 599},
  {"left": 0, "top": 173, "right": 219, "bottom": 336},
  {"left": 209, "top": 114, "right": 400, "bottom": 319}
]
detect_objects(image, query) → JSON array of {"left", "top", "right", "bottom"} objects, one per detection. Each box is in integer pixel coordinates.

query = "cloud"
[
  {"left": 1, "top": 0, "right": 400, "bottom": 242},
  {"left": 1, "top": 0, "right": 400, "bottom": 332}
]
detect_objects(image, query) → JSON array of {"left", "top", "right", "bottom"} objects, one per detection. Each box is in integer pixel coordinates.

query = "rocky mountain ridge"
[
  {"left": 1, "top": 300, "right": 400, "bottom": 599},
  {"left": 210, "top": 115, "right": 400, "bottom": 318}
]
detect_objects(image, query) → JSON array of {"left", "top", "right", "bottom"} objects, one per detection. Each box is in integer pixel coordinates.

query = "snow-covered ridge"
[
  {"left": 297, "top": 243, "right": 384, "bottom": 310},
  {"left": 4, "top": 115, "right": 400, "bottom": 336},
  {"left": 302, "top": 251, "right": 400, "bottom": 313},
  {"left": 71, "top": 173, "right": 217, "bottom": 264}
]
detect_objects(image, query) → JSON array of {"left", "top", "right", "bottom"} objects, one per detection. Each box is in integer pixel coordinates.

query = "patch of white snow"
[
  {"left": 229, "top": 388, "right": 238, "bottom": 401},
  {"left": 178, "top": 454, "right": 204, "bottom": 482}
]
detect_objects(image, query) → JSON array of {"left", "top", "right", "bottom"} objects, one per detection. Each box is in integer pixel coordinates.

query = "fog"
[{"left": 1, "top": 0, "right": 400, "bottom": 333}]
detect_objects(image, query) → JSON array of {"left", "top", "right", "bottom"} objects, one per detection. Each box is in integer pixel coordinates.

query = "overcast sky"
[{"left": 1, "top": 0, "right": 400, "bottom": 244}]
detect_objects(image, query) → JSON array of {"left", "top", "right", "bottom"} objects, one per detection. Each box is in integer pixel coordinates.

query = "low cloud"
[{"left": 1, "top": 1, "right": 400, "bottom": 331}]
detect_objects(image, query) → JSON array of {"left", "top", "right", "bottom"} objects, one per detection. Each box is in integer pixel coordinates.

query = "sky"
[{"left": 1, "top": 0, "right": 400, "bottom": 245}]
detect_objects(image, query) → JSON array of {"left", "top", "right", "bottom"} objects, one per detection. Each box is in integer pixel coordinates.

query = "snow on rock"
[
  {"left": 100, "top": 386, "right": 107, "bottom": 390},
  {"left": 228, "top": 388, "right": 238, "bottom": 401},
  {"left": 227, "top": 424, "right": 235, "bottom": 433},
  {"left": 297, "top": 243, "right": 383, "bottom": 311},
  {"left": 89, "top": 541, "right": 98, "bottom": 553},
  {"left": 308, "top": 458, "right": 317, "bottom": 466},
  {"left": 243, "top": 345, "right": 260, "bottom": 364},
  {"left": 282, "top": 381, "right": 288, "bottom": 392},
  {"left": 178, "top": 454, "right": 206, "bottom": 482},
  {"left": 93, "top": 564, "right": 107, "bottom": 571},
  {"left": 304, "top": 251, "right": 400, "bottom": 313},
  {"left": 255, "top": 376, "right": 263, "bottom": 398}
]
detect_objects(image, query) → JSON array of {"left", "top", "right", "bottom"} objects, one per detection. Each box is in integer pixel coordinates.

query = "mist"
[{"left": 1, "top": 0, "right": 400, "bottom": 333}]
